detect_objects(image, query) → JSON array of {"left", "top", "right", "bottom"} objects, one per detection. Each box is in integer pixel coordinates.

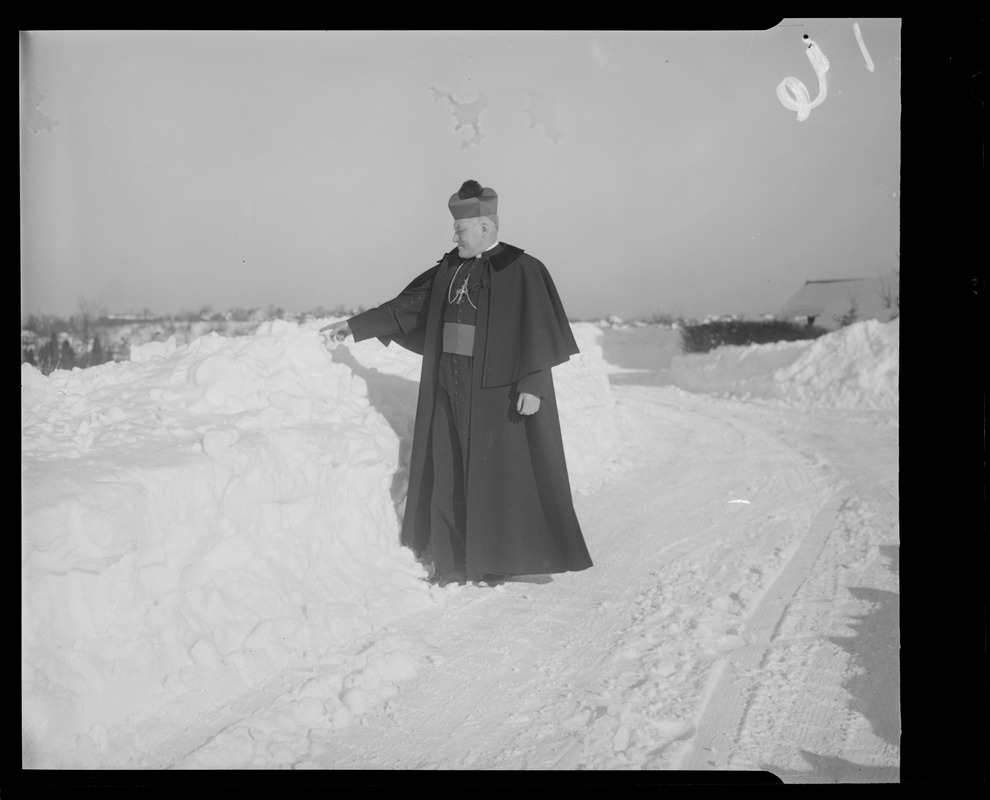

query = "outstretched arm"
[{"left": 323, "top": 262, "right": 442, "bottom": 350}]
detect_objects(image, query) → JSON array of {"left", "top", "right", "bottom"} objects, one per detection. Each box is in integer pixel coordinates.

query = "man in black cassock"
[{"left": 322, "top": 180, "right": 592, "bottom": 586}]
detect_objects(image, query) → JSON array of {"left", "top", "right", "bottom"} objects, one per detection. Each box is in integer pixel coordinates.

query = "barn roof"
[{"left": 780, "top": 276, "right": 899, "bottom": 330}]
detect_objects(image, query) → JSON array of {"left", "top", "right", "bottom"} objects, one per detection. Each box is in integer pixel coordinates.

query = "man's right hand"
[{"left": 319, "top": 321, "right": 352, "bottom": 346}]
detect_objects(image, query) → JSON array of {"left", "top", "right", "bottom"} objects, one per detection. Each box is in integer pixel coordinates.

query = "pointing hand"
[{"left": 320, "top": 321, "right": 351, "bottom": 346}]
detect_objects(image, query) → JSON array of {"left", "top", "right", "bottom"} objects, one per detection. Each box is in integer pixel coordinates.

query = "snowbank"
[
  {"left": 20, "top": 319, "right": 618, "bottom": 768},
  {"left": 553, "top": 324, "right": 621, "bottom": 492},
  {"left": 667, "top": 319, "right": 899, "bottom": 410}
]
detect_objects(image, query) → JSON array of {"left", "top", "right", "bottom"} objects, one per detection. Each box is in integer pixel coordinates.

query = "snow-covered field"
[{"left": 21, "top": 318, "right": 899, "bottom": 779}]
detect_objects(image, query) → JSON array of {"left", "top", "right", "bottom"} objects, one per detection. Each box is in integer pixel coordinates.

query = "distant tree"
[
  {"left": 38, "top": 333, "right": 60, "bottom": 375},
  {"left": 59, "top": 339, "right": 77, "bottom": 369},
  {"left": 875, "top": 263, "right": 900, "bottom": 315},
  {"left": 90, "top": 336, "right": 105, "bottom": 366},
  {"left": 876, "top": 279, "right": 893, "bottom": 309},
  {"left": 330, "top": 304, "right": 363, "bottom": 318},
  {"left": 76, "top": 295, "right": 108, "bottom": 345},
  {"left": 648, "top": 309, "right": 683, "bottom": 327},
  {"left": 839, "top": 292, "right": 860, "bottom": 328},
  {"left": 24, "top": 347, "right": 37, "bottom": 366}
]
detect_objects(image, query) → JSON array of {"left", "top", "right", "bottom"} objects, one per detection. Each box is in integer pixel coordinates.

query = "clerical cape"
[{"left": 348, "top": 243, "right": 593, "bottom": 580}]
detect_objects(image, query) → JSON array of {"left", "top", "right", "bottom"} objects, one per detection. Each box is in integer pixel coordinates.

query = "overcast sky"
[{"left": 20, "top": 23, "right": 901, "bottom": 322}]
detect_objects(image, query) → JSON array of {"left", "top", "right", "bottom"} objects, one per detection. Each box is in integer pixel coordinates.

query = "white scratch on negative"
[
  {"left": 853, "top": 22, "right": 876, "bottom": 72},
  {"left": 776, "top": 36, "right": 830, "bottom": 122}
]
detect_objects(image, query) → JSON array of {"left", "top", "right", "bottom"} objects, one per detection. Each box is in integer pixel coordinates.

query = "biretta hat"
[{"left": 448, "top": 179, "right": 498, "bottom": 220}]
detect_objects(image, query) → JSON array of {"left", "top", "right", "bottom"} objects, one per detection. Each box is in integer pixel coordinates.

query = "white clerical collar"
[{"left": 478, "top": 241, "right": 500, "bottom": 257}]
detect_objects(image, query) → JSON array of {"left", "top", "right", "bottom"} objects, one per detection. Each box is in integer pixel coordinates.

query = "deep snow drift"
[
  {"left": 667, "top": 318, "right": 899, "bottom": 409},
  {"left": 20, "top": 318, "right": 898, "bottom": 769}
]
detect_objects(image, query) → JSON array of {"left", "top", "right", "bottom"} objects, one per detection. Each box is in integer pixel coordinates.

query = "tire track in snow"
[
  {"left": 668, "top": 406, "right": 899, "bottom": 779},
  {"left": 303, "top": 385, "right": 839, "bottom": 770},
  {"left": 670, "top": 485, "right": 855, "bottom": 771},
  {"left": 550, "top": 389, "right": 839, "bottom": 770}
]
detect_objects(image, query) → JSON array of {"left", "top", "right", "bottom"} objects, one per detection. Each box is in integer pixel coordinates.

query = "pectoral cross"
[
  {"left": 448, "top": 258, "right": 480, "bottom": 308},
  {"left": 452, "top": 277, "right": 471, "bottom": 305}
]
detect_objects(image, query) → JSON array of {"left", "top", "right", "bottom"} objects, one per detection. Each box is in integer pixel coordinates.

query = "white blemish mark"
[
  {"left": 728, "top": 499, "right": 751, "bottom": 505},
  {"left": 521, "top": 90, "right": 563, "bottom": 144},
  {"left": 853, "top": 22, "right": 876, "bottom": 72},
  {"left": 429, "top": 86, "right": 488, "bottom": 149},
  {"left": 776, "top": 36, "right": 830, "bottom": 122}
]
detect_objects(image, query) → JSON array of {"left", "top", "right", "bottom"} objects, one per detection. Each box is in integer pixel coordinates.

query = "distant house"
[{"left": 780, "top": 276, "right": 899, "bottom": 330}]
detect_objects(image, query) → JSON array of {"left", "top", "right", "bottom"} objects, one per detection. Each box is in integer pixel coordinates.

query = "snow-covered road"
[
  {"left": 21, "top": 320, "right": 900, "bottom": 779},
  {"left": 160, "top": 379, "right": 900, "bottom": 779}
]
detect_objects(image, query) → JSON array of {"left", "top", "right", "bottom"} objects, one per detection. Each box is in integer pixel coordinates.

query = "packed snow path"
[{"left": 158, "top": 380, "right": 899, "bottom": 778}]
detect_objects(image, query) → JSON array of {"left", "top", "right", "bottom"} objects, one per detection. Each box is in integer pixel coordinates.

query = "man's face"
[{"left": 452, "top": 218, "right": 486, "bottom": 259}]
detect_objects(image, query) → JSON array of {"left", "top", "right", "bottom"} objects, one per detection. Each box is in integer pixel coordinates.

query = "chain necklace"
[{"left": 447, "top": 258, "right": 480, "bottom": 309}]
